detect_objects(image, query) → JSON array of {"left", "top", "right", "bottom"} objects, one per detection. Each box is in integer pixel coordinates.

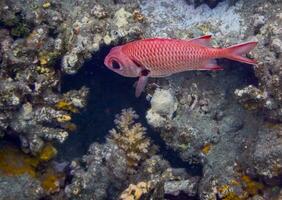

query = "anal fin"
[{"left": 198, "top": 59, "right": 224, "bottom": 71}]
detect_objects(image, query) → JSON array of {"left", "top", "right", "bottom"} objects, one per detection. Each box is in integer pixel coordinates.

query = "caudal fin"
[{"left": 224, "top": 42, "right": 257, "bottom": 65}]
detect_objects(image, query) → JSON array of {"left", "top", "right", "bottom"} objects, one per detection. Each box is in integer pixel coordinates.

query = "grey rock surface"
[
  {"left": 0, "top": 175, "right": 44, "bottom": 200},
  {"left": 65, "top": 142, "right": 128, "bottom": 200},
  {"left": 164, "top": 177, "right": 199, "bottom": 197}
]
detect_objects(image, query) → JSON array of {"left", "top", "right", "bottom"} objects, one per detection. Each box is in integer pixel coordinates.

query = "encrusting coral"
[
  {"left": 119, "top": 181, "right": 152, "bottom": 200},
  {"left": 0, "top": 143, "right": 65, "bottom": 195},
  {"left": 108, "top": 108, "right": 155, "bottom": 172}
]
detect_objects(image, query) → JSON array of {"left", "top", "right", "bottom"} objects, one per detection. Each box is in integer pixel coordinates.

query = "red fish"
[{"left": 104, "top": 35, "right": 257, "bottom": 97}]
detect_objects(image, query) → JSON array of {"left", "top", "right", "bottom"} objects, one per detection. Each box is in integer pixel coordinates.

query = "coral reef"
[
  {"left": 0, "top": 0, "right": 144, "bottom": 197},
  {"left": 235, "top": 1, "right": 282, "bottom": 122},
  {"left": 60, "top": 1, "right": 143, "bottom": 74},
  {"left": 65, "top": 108, "right": 152, "bottom": 199},
  {"left": 0, "top": 144, "right": 40, "bottom": 177},
  {"left": 0, "top": 0, "right": 144, "bottom": 155},
  {"left": 0, "top": 0, "right": 281, "bottom": 199},
  {"left": 65, "top": 109, "right": 200, "bottom": 200},
  {"left": 141, "top": 0, "right": 282, "bottom": 199},
  {"left": 140, "top": 0, "right": 246, "bottom": 43},
  {"left": 0, "top": 0, "right": 90, "bottom": 154},
  {"left": 164, "top": 177, "right": 199, "bottom": 197}
]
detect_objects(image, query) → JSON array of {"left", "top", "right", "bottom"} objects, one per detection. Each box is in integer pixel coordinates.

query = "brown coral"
[{"left": 108, "top": 108, "right": 154, "bottom": 172}]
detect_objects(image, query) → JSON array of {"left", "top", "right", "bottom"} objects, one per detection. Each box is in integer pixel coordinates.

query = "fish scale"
[{"left": 140, "top": 42, "right": 195, "bottom": 72}]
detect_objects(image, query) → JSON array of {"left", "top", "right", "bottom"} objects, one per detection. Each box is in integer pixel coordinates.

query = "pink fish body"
[{"left": 104, "top": 35, "right": 257, "bottom": 97}]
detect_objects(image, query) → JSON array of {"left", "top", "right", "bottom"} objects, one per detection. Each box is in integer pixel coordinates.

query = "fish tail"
[{"left": 224, "top": 42, "right": 257, "bottom": 65}]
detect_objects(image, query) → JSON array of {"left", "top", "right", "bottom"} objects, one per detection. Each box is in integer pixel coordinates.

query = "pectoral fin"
[{"left": 135, "top": 75, "right": 148, "bottom": 97}]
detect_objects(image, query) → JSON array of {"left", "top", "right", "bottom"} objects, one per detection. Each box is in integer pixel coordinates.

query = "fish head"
[{"left": 104, "top": 46, "right": 140, "bottom": 77}]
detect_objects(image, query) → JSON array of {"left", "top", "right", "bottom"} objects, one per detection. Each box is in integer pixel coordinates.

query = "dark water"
[{"left": 57, "top": 46, "right": 202, "bottom": 175}]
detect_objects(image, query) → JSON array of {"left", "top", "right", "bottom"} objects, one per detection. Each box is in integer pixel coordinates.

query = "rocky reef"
[
  {"left": 0, "top": 0, "right": 144, "bottom": 154},
  {"left": 142, "top": 0, "right": 282, "bottom": 199},
  {"left": 65, "top": 108, "right": 199, "bottom": 200},
  {"left": 0, "top": 0, "right": 281, "bottom": 199},
  {"left": 0, "top": 0, "right": 143, "bottom": 198}
]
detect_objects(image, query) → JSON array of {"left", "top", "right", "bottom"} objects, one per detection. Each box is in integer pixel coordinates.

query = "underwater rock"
[
  {"left": 185, "top": 0, "right": 234, "bottom": 8},
  {"left": 244, "top": 125, "right": 282, "bottom": 179},
  {"left": 0, "top": 175, "right": 44, "bottom": 200},
  {"left": 164, "top": 177, "right": 199, "bottom": 197},
  {"left": 236, "top": 1, "right": 282, "bottom": 122},
  {"left": 140, "top": 0, "right": 246, "bottom": 44},
  {"left": 65, "top": 142, "right": 129, "bottom": 200}
]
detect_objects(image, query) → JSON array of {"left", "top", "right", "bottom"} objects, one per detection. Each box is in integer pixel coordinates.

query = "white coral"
[{"left": 146, "top": 89, "right": 178, "bottom": 128}]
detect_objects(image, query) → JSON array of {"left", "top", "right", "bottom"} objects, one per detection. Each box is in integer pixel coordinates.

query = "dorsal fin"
[{"left": 187, "top": 35, "right": 212, "bottom": 46}]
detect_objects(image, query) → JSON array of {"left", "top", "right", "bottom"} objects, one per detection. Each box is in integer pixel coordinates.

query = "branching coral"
[{"left": 108, "top": 108, "right": 154, "bottom": 172}]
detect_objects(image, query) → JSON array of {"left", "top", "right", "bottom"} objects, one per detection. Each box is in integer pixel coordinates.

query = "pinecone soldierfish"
[{"left": 104, "top": 35, "right": 257, "bottom": 97}]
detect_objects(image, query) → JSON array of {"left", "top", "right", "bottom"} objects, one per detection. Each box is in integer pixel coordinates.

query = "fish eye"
[{"left": 112, "top": 60, "right": 121, "bottom": 70}]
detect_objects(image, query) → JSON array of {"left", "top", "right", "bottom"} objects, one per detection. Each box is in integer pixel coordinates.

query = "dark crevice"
[{"left": 57, "top": 45, "right": 202, "bottom": 175}]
